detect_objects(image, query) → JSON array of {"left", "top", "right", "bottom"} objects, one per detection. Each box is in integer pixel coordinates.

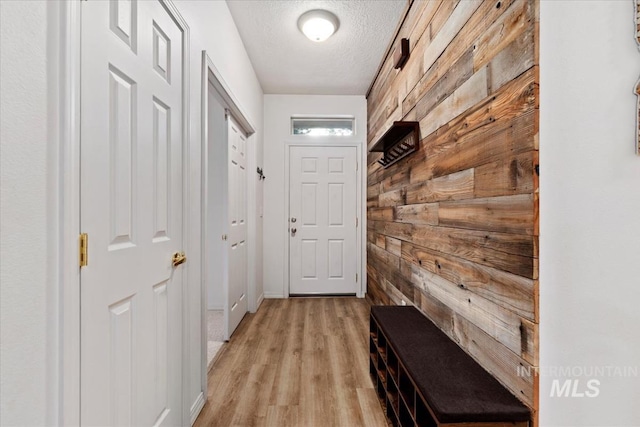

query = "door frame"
[
  {"left": 200, "top": 51, "right": 255, "bottom": 410},
  {"left": 60, "top": 2, "right": 82, "bottom": 424},
  {"left": 59, "top": 1, "right": 190, "bottom": 425},
  {"left": 283, "top": 142, "right": 365, "bottom": 299}
]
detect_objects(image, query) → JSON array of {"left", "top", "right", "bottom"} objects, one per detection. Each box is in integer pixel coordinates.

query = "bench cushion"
[{"left": 371, "top": 305, "right": 530, "bottom": 423}]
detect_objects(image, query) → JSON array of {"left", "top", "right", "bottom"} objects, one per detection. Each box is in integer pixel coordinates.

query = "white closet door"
[
  {"left": 226, "top": 117, "right": 248, "bottom": 339},
  {"left": 80, "top": 1, "right": 184, "bottom": 425}
]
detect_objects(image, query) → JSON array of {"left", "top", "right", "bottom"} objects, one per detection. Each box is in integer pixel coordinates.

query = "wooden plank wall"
[{"left": 365, "top": 0, "right": 539, "bottom": 422}]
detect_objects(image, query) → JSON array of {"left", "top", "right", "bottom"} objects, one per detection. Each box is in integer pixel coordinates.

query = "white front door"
[
  {"left": 80, "top": 1, "right": 185, "bottom": 425},
  {"left": 226, "top": 117, "right": 248, "bottom": 339},
  {"left": 289, "top": 146, "right": 358, "bottom": 295}
]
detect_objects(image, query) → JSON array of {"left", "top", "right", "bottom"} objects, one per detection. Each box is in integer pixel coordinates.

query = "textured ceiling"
[{"left": 226, "top": 0, "right": 407, "bottom": 95}]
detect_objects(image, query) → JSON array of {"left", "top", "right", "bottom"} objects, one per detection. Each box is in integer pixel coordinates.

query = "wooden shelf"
[
  {"left": 369, "top": 121, "right": 419, "bottom": 152},
  {"left": 369, "top": 121, "right": 420, "bottom": 169}
]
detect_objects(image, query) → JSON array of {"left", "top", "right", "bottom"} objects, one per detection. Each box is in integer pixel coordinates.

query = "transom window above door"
[{"left": 291, "top": 116, "right": 354, "bottom": 136}]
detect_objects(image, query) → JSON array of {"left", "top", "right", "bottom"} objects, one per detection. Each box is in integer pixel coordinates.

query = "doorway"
[
  {"left": 205, "top": 83, "right": 250, "bottom": 348},
  {"left": 201, "top": 53, "right": 256, "bottom": 379},
  {"left": 288, "top": 145, "right": 359, "bottom": 295},
  {"left": 205, "top": 85, "right": 227, "bottom": 368}
]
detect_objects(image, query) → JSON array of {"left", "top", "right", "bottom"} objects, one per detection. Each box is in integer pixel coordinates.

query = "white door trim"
[
  {"left": 59, "top": 2, "right": 190, "bottom": 425},
  {"left": 199, "top": 51, "right": 256, "bottom": 417},
  {"left": 60, "top": 2, "right": 82, "bottom": 424},
  {"left": 283, "top": 142, "right": 365, "bottom": 299}
]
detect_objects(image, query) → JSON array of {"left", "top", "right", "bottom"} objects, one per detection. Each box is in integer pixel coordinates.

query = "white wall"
[
  {"left": 540, "top": 1, "right": 640, "bottom": 425},
  {"left": 263, "top": 95, "right": 367, "bottom": 298},
  {"left": 172, "top": 0, "right": 264, "bottom": 418},
  {"left": 0, "top": 1, "right": 61, "bottom": 425}
]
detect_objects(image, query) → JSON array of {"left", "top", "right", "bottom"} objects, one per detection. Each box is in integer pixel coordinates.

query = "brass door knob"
[{"left": 172, "top": 252, "right": 187, "bottom": 267}]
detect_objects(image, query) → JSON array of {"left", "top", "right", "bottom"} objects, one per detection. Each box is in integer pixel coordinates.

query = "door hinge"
[
  {"left": 79, "top": 233, "right": 88, "bottom": 268},
  {"left": 356, "top": 273, "right": 358, "bottom": 282},
  {"left": 222, "top": 234, "right": 228, "bottom": 241},
  {"left": 356, "top": 217, "right": 358, "bottom": 227},
  {"left": 224, "top": 108, "right": 230, "bottom": 120},
  {"left": 356, "top": 162, "right": 358, "bottom": 171}
]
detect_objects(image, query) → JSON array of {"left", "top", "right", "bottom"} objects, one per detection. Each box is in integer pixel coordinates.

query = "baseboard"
[
  {"left": 264, "top": 292, "right": 284, "bottom": 299},
  {"left": 256, "top": 293, "right": 265, "bottom": 309},
  {"left": 190, "top": 391, "right": 206, "bottom": 425},
  {"left": 206, "top": 303, "right": 223, "bottom": 311}
]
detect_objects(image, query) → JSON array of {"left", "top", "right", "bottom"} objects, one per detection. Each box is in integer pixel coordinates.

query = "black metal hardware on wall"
[
  {"left": 257, "top": 167, "right": 266, "bottom": 180},
  {"left": 369, "top": 121, "right": 420, "bottom": 169},
  {"left": 394, "top": 38, "right": 410, "bottom": 69}
]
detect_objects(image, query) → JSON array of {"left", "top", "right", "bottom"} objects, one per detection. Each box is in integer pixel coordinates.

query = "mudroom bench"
[{"left": 369, "top": 306, "right": 530, "bottom": 427}]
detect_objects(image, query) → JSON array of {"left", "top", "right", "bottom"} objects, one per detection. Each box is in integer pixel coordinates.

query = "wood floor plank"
[
  {"left": 356, "top": 388, "right": 390, "bottom": 427},
  {"left": 194, "top": 298, "right": 387, "bottom": 427}
]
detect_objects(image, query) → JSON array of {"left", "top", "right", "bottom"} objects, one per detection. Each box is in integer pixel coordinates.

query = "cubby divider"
[
  {"left": 398, "top": 366, "right": 415, "bottom": 416},
  {"left": 387, "top": 372, "right": 399, "bottom": 413},
  {"left": 387, "top": 349, "right": 398, "bottom": 384},
  {"left": 399, "top": 398, "right": 414, "bottom": 427},
  {"left": 415, "top": 394, "right": 437, "bottom": 427}
]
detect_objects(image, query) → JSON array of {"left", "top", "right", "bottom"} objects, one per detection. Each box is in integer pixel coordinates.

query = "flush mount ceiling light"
[{"left": 297, "top": 9, "right": 339, "bottom": 42}]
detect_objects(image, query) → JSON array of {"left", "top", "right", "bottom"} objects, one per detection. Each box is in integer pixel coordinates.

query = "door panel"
[
  {"left": 289, "top": 146, "right": 358, "bottom": 295},
  {"left": 328, "top": 239, "right": 344, "bottom": 278},
  {"left": 328, "top": 183, "right": 344, "bottom": 225},
  {"left": 226, "top": 118, "right": 248, "bottom": 339},
  {"left": 80, "top": 1, "right": 184, "bottom": 425},
  {"left": 152, "top": 97, "right": 171, "bottom": 241},
  {"left": 107, "top": 65, "right": 136, "bottom": 250}
]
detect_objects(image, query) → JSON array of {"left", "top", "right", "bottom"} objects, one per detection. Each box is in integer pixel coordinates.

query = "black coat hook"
[{"left": 257, "top": 167, "right": 266, "bottom": 180}]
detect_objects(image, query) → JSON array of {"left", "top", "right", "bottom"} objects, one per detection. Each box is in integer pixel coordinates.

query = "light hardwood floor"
[{"left": 193, "top": 298, "right": 388, "bottom": 427}]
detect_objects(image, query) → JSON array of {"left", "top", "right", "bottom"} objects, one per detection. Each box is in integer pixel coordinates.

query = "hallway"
[
  {"left": 3, "top": 1, "right": 640, "bottom": 425},
  {"left": 194, "top": 298, "right": 387, "bottom": 427}
]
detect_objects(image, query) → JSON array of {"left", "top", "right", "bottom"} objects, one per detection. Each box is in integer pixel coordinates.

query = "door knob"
[
  {"left": 291, "top": 228, "right": 297, "bottom": 236},
  {"left": 172, "top": 251, "right": 187, "bottom": 267}
]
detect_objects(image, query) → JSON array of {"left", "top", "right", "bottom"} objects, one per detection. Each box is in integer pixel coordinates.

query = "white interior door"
[
  {"left": 80, "top": 1, "right": 184, "bottom": 425},
  {"left": 289, "top": 146, "right": 358, "bottom": 295},
  {"left": 226, "top": 117, "right": 248, "bottom": 339},
  {"left": 206, "top": 83, "right": 227, "bottom": 313}
]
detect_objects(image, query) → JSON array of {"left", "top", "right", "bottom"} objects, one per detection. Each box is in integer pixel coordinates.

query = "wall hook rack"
[{"left": 369, "top": 121, "right": 420, "bottom": 168}]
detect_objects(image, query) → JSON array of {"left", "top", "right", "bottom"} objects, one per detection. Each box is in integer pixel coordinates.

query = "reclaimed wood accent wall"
[{"left": 366, "top": 0, "right": 539, "bottom": 419}]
